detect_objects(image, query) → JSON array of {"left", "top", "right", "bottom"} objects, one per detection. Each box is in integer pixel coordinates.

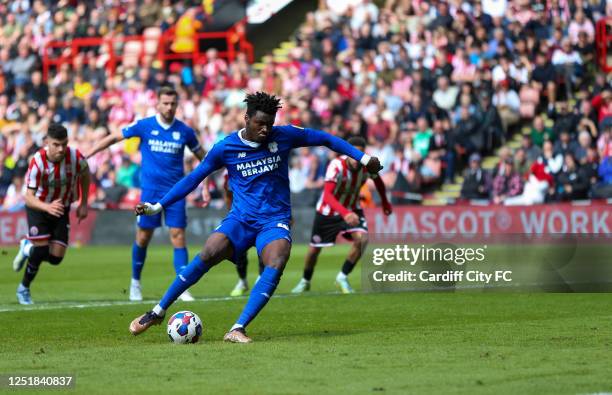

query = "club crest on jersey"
[
  {"left": 172, "top": 132, "right": 181, "bottom": 140},
  {"left": 151, "top": 130, "right": 159, "bottom": 136},
  {"left": 268, "top": 141, "right": 278, "bottom": 153},
  {"left": 238, "top": 152, "right": 246, "bottom": 158}
]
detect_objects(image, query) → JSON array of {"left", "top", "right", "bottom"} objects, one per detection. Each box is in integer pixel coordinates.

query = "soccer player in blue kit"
[
  {"left": 129, "top": 92, "right": 382, "bottom": 343},
  {"left": 87, "top": 87, "right": 206, "bottom": 302}
]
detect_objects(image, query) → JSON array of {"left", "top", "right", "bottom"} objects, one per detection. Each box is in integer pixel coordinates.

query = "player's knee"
[
  {"left": 353, "top": 234, "right": 369, "bottom": 250},
  {"left": 136, "top": 233, "right": 152, "bottom": 246},
  {"left": 309, "top": 246, "right": 322, "bottom": 257},
  {"left": 265, "top": 253, "right": 289, "bottom": 270},
  {"left": 199, "top": 248, "right": 222, "bottom": 264},
  {"left": 47, "top": 255, "right": 64, "bottom": 266},
  {"left": 201, "top": 234, "right": 233, "bottom": 264},
  {"left": 169, "top": 229, "right": 185, "bottom": 247}
]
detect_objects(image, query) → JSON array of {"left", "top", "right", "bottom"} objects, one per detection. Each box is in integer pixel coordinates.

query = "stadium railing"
[{"left": 42, "top": 19, "right": 254, "bottom": 80}]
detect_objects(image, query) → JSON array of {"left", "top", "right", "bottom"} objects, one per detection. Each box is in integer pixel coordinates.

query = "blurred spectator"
[
  {"left": 567, "top": 9, "right": 594, "bottom": 44},
  {"left": 591, "top": 155, "right": 612, "bottom": 198},
  {"left": 28, "top": 71, "right": 49, "bottom": 105},
  {"left": 591, "top": 89, "right": 612, "bottom": 129},
  {"left": 492, "top": 79, "right": 520, "bottom": 134},
  {"left": 583, "top": 147, "right": 601, "bottom": 193},
  {"left": 171, "top": 7, "right": 202, "bottom": 55},
  {"left": 460, "top": 153, "right": 489, "bottom": 200},
  {"left": 492, "top": 158, "right": 523, "bottom": 204},
  {"left": 116, "top": 156, "right": 139, "bottom": 189},
  {"left": 530, "top": 116, "right": 554, "bottom": 147},
  {"left": 514, "top": 148, "right": 529, "bottom": 177},
  {"left": 598, "top": 125, "right": 612, "bottom": 159},
  {"left": 574, "top": 131, "right": 593, "bottom": 164},
  {"left": 554, "top": 130, "right": 579, "bottom": 157},
  {"left": 505, "top": 159, "right": 554, "bottom": 205},
  {"left": 556, "top": 153, "right": 590, "bottom": 200},
  {"left": 1, "top": 171, "right": 26, "bottom": 212},
  {"left": 551, "top": 39, "right": 583, "bottom": 100},
  {"left": 531, "top": 52, "right": 557, "bottom": 111},
  {"left": 432, "top": 76, "right": 459, "bottom": 112},
  {"left": 0, "top": 150, "right": 14, "bottom": 199},
  {"left": 476, "top": 92, "right": 503, "bottom": 151},
  {"left": 540, "top": 140, "right": 564, "bottom": 175},
  {"left": 455, "top": 106, "right": 480, "bottom": 157},
  {"left": 10, "top": 44, "right": 37, "bottom": 88},
  {"left": 412, "top": 116, "right": 432, "bottom": 159},
  {"left": 427, "top": 119, "right": 454, "bottom": 183},
  {"left": 520, "top": 135, "right": 542, "bottom": 164},
  {"left": 96, "top": 162, "right": 128, "bottom": 206}
]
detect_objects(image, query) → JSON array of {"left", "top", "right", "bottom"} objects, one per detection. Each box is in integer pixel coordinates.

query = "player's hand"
[
  {"left": 365, "top": 156, "right": 383, "bottom": 174},
  {"left": 343, "top": 212, "right": 359, "bottom": 227},
  {"left": 46, "top": 199, "right": 64, "bottom": 217},
  {"left": 135, "top": 202, "right": 162, "bottom": 216},
  {"left": 382, "top": 201, "right": 393, "bottom": 216},
  {"left": 77, "top": 203, "right": 88, "bottom": 223},
  {"left": 201, "top": 188, "right": 211, "bottom": 208}
]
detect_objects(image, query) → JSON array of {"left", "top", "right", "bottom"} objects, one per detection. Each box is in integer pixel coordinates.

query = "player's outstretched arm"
[
  {"left": 191, "top": 147, "right": 212, "bottom": 206},
  {"left": 135, "top": 144, "right": 224, "bottom": 216},
  {"left": 77, "top": 162, "right": 91, "bottom": 222},
  {"left": 373, "top": 176, "right": 392, "bottom": 216},
  {"left": 86, "top": 129, "right": 125, "bottom": 159},
  {"left": 290, "top": 126, "right": 383, "bottom": 173}
]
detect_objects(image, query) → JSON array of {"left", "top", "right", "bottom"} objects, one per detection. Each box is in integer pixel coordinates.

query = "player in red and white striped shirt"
[
  {"left": 292, "top": 136, "right": 392, "bottom": 294},
  {"left": 13, "top": 123, "right": 90, "bottom": 305}
]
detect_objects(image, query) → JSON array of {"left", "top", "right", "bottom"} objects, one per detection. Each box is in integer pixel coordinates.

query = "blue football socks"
[
  {"left": 173, "top": 247, "right": 188, "bottom": 274},
  {"left": 234, "top": 266, "right": 282, "bottom": 328},
  {"left": 131, "top": 242, "right": 147, "bottom": 281},
  {"left": 156, "top": 254, "right": 211, "bottom": 313}
]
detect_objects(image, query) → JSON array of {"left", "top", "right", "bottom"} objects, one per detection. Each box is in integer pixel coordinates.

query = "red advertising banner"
[
  {"left": 0, "top": 211, "right": 97, "bottom": 246},
  {"left": 364, "top": 202, "right": 611, "bottom": 235}
]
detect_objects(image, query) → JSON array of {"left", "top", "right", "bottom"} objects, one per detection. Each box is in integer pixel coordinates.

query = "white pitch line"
[{"left": 0, "top": 292, "right": 341, "bottom": 313}]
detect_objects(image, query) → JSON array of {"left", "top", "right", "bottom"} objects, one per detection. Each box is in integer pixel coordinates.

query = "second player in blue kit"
[
  {"left": 87, "top": 87, "right": 206, "bottom": 302},
  {"left": 129, "top": 92, "right": 383, "bottom": 342}
]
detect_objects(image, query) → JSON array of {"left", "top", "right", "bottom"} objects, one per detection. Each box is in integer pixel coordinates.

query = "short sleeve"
[
  {"left": 122, "top": 120, "right": 142, "bottom": 139},
  {"left": 324, "top": 158, "right": 343, "bottom": 183},
  {"left": 75, "top": 149, "right": 89, "bottom": 174},
  {"left": 186, "top": 127, "right": 201, "bottom": 152},
  {"left": 26, "top": 158, "right": 40, "bottom": 189}
]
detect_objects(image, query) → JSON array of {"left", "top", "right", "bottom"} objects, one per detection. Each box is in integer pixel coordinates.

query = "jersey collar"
[
  {"left": 238, "top": 128, "right": 261, "bottom": 148},
  {"left": 156, "top": 114, "right": 176, "bottom": 130}
]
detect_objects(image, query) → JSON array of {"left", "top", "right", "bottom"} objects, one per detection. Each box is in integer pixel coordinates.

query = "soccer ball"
[{"left": 167, "top": 311, "right": 203, "bottom": 344}]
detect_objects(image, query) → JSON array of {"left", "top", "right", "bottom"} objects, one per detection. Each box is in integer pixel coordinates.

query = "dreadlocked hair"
[{"left": 244, "top": 92, "right": 282, "bottom": 117}]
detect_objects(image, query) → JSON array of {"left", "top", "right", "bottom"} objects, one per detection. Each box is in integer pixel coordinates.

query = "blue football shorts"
[
  {"left": 137, "top": 189, "right": 187, "bottom": 229},
  {"left": 213, "top": 214, "right": 292, "bottom": 263}
]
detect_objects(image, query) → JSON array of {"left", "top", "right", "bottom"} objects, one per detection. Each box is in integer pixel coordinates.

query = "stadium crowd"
[{"left": 0, "top": 0, "right": 611, "bottom": 212}]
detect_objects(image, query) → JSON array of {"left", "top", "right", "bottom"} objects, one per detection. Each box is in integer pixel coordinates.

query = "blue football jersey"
[
  {"left": 158, "top": 125, "right": 366, "bottom": 224},
  {"left": 122, "top": 115, "right": 200, "bottom": 191}
]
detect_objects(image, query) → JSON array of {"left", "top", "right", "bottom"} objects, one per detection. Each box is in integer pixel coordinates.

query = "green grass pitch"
[{"left": 0, "top": 244, "right": 611, "bottom": 394}]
